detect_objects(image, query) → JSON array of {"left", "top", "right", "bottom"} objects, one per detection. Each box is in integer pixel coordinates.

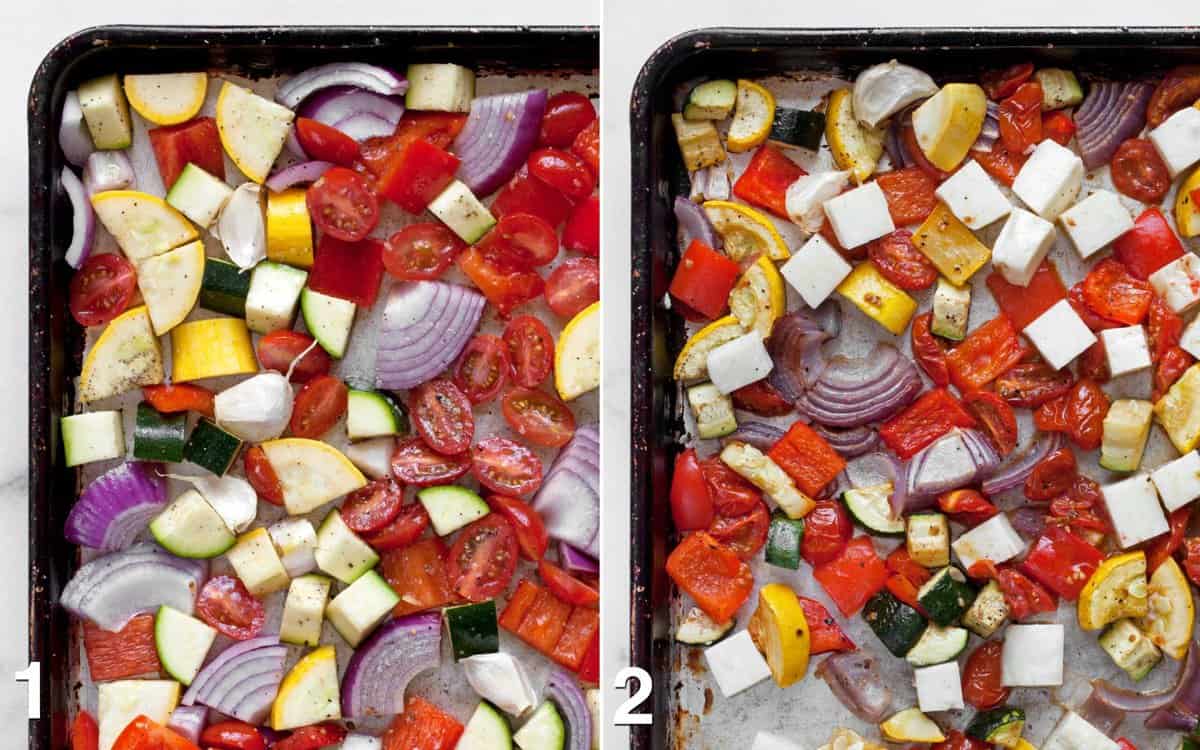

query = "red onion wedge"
[
  {"left": 276, "top": 63, "right": 408, "bottom": 109},
  {"left": 901, "top": 429, "right": 999, "bottom": 510},
  {"left": 182, "top": 635, "right": 286, "bottom": 725},
  {"left": 167, "top": 705, "right": 208, "bottom": 745},
  {"left": 342, "top": 612, "right": 441, "bottom": 718},
  {"left": 59, "top": 90, "right": 94, "bottom": 167},
  {"left": 1093, "top": 641, "right": 1198, "bottom": 717},
  {"left": 815, "top": 651, "right": 894, "bottom": 723},
  {"left": 674, "top": 195, "right": 720, "bottom": 250},
  {"left": 970, "top": 101, "right": 1001, "bottom": 153},
  {"left": 334, "top": 113, "right": 396, "bottom": 143},
  {"left": 797, "top": 343, "right": 922, "bottom": 428},
  {"left": 61, "top": 166, "right": 95, "bottom": 269},
  {"left": 981, "top": 431, "right": 1066, "bottom": 496},
  {"left": 1009, "top": 506, "right": 1047, "bottom": 540},
  {"left": 1076, "top": 81, "right": 1154, "bottom": 170},
  {"left": 453, "top": 89, "right": 547, "bottom": 198},
  {"left": 60, "top": 543, "right": 207, "bottom": 631},
  {"left": 65, "top": 461, "right": 167, "bottom": 551},
  {"left": 559, "top": 542, "right": 599, "bottom": 575},
  {"left": 766, "top": 310, "right": 835, "bottom": 402},
  {"left": 375, "top": 281, "right": 486, "bottom": 390},
  {"left": 813, "top": 424, "right": 880, "bottom": 458},
  {"left": 265, "top": 160, "right": 333, "bottom": 193},
  {"left": 533, "top": 423, "right": 600, "bottom": 558},
  {"left": 83, "top": 150, "right": 135, "bottom": 196},
  {"left": 546, "top": 666, "right": 593, "bottom": 750},
  {"left": 298, "top": 85, "right": 405, "bottom": 127},
  {"left": 721, "top": 421, "right": 786, "bottom": 452},
  {"left": 1078, "top": 686, "right": 1127, "bottom": 737}
]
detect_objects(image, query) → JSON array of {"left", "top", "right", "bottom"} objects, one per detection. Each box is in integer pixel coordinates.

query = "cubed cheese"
[
  {"left": 1099, "top": 325, "right": 1152, "bottom": 378},
  {"left": 914, "top": 661, "right": 964, "bottom": 713},
  {"left": 1012, "top": 139, "right": 1084, "bottom": 220},
  {"left": 1180, "top": 314, "right": 1200, "bottom": 360},
  {"left": 1151, "top": 451, "right": 1200, "bottom": 512},
  {"left": 1041, "top": 711, "right": 1120, "bottom": 750},
  {"left": 822, "top": 181, "right": 895, "bottom": 249},
  {"left": 750, "top": 731, "right": 805, "bottom": 750},
  {"left": 1149, "top": 106, "right": 1200, "bottom": 176},
  {"left": 704, "top": 630, "right": 772, "bottom": 697},
  {"left": 1101, "top": 473, "right": 1170, "bottom": 548},
  {"left": 1149, "top": 253, "right": 1200, "bottom": 314},
  {"left": 933, "top": 159, "right": 1011, "bottom": 229},
  {"left": 1022, "top": 299, "right": 1097, "bottom": 370},
  {"left": 1002, "top": 623, "right": 1064, "bottom": 687},
  {"left": 991, "top": 208, "right": 1057, "bottom": 287},
  {"left": 951, "top": 514, "right": 1025, "bottom": 571},
  {"left": 780, "top": 233, "right": 852, "bottom": 308},
  {"left": 1058, "top": 189, "right": 1135, "bottom": 259},
  {"left": 706, "top": 332, "right": 774, "bottom": 394}
]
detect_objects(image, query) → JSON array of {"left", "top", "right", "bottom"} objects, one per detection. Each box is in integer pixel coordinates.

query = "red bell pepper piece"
[
  {"left": 937, "top": 489, "right": 999, "bottom": 528},
  {"left": 886, "top": 547, "right": 933, "bottom": 587},
  {"left": 813, "top": 536, "right": 889, "bottom": 617},
  {"left": 562, "top": 194, "right": 600, "bottom": 257},
  {"left": 1042, "top": 111, "right": 1077, "bottom": 146},
  {"left": 1020, "top": 526, "right": 1103, "bottom": 600},
  {"left": 665, "top": 531, "right": 753, "bottom": 623},
  {"left": 499, "top": 579, "right": 540, "bottom": 631},
  {"left": 378, "top": 139, "right": 461, "bottom": 214},
  {"left": 307, "top": 235, "right": 386, "bottom": 307},
  {"left": 148, "top": 117, "right": 224, "bottom": 189},
  {"left": 766, "top": 420, "right": 847, "bottom": 497},
  {"left": 551, "top": 605, "right": 600, "bottom": 671},
  {"left": 885, "top": 574, "right": 927, "bottom": 614},
  {"left": 71, "top": 711, "right": 99, "bottom": 750},
  {"left": 382, "top": 696, "right": 464, "bottom": 750},
  {"left": 382, "top": 539, "right": 457, "bottom": 617},
  {"left": 732, "top": 143, "right": 805, "bottom": 219},
  {"left": 491, "top": 171, "right": 573, "bottom": 228},
  {"left": 878, "top": 388, "right": 978, "bottom": 460},
  {"left": 986, "top": 260, "right": 1067, "bottom": 330},
  {"left": 875, "top": 166, "right": 939, "bottom": 226},
  {"left": 667, "top": 239, "right": 741, "bottom": 319},
  {"left": 945, "top": 315, "right": 1028, "bottom": 393},
  {"left": 577, "top": 629, "right": 600, "bottom": 683},
  {"left": 1082, "top": 258, "right": 1155, "bottom": 325},
  {"left": 82, "top": 613, "right": 161, "bottom": 682},
  {"left": 797, "top": 596, "right": 856, "bottom": 653},
  {"left": 1147, "top": 506, "right": 1192, "bottom": 574},
  {"left": 1113, "top": 207, "right": 1184, "bottom": 280}
]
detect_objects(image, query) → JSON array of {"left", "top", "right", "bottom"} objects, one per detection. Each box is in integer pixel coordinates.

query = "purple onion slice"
[{"left": 453, "top": 89, "right": 547, "bottom": 198}]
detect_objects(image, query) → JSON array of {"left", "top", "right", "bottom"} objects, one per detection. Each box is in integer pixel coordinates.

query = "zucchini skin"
[
  {"left": 864, "top": 590, "right": 927, "bottom": 657},
  {"left": 966, "top": 706, "right": 1026, "bottom": 745},
  {"left": 133, "top": 401, "right": 187, "bottom": 462},
  {"left": 199, "top": 257, "right": 251, "bottom": 317},
  {"left": 918, "top": 568, "right": 977, "bottom": 626},
  {"left": 764, "top": 511, "right": 804, "bottom": 569},
  {"left": 184, "top": 418, "right": 243, "bottom": 475},
  {"left": 445, "top": 600, "right": 499, "bottom": 660},
  {"left": 770, "top": 107, "right": 825, "bottom": 150}
]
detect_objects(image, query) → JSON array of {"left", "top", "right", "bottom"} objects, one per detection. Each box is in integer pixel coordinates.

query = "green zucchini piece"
[
  {"left": 347, "top": 389, "right": 409, "bottom": 441},
  {"left": 683, "top": 79, "right": 737, "bottom": 121},
  {"left": 966, "top": 707, "right": 1026, "bottom": 747},
  {"left": 764, "top": 511, "right": 804, "bottom": 569},
  {"left": 1099, "top": 619, "right": 1162, "bottom": 682},
  {"left": 445, "top": 601, "right": 500, "bottom": 661},
  {"left": 905, "top": 624, "right": 969, "bottom": 666},
  {"left": 863, "top": 589, "right": 926, "bottom": 657},
  {"left": 906, "top": 511, "right": 950, "bottom": 568},
  {"left": 686, "top": 383, "right": 736, "bottom": 440},
  {"left": 961, "top": 579, "right": 1009, "bottom": 638},
  {"left": 184, "top": 418, "right": 243, "bottom": 476},
  {"left": 842, "top": 483, "right": 904, "bottom": 536},
  {"left": 1034, "top": 68, "right": 1083, "bottom": 111},
  {"left": 917, "top": 567, "right": 976, "bottom": 627},
  {"left": 133, "top": 401, "right": 187, "bottom": 462},
  {"left": 199, "top": 257, "right": 251, "bottom": 317},
  {"left": 675, "top": 606, "right": 733, "bottom": 646},
  {"left": 769, "top": 107, "right": 825, "bottom": 150}
]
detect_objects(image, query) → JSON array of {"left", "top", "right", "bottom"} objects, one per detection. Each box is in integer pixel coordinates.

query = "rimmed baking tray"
[
  {"left": 28, "top": 24, "right": 597, "bottom": 749},
  {"left": 629, "top": 26, "right": 1200, "bottom": 750}
]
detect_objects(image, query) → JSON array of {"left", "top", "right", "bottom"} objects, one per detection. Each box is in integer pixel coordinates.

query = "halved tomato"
[
  {"left": 195, "top": 575, "right": 266, "bottom": 641},
  {"left": 410, "top": 379, "right": 475, "bottom": 456},
  {"left": 447, "top": 515, "right": 519, "bottom": 602},
  {"left": 538, "top": 558, "right": 600, "bottom": 607},
  {"left": 488, "top": 494, "right": 550, "bottom": 560},
  {"left": 390, "top": 437, "right": 471, "bottom": 487},
  {"left": 452, "top": 335, "right": 511, "bottom": 404},
  {"left": 501, "top": 386, "right": 576, "bottom": 448},
  {"left": 503, "top": 315, "right": 555, "bottom": 388},
  {"left": 471, "top": 437, "right": 543, "bottom": 496}
]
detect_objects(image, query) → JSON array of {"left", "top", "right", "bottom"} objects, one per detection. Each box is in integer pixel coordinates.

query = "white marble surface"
[{"left": 6, "top": 3, "right": 597, "bottom": 746}]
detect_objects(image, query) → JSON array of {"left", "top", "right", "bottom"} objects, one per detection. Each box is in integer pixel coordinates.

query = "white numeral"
[
  {"left": 612, "top": 665, "right": 652, "bottom": 725},
  {"left": 14, "top": 662, "right": 40, "bottom": 719}
]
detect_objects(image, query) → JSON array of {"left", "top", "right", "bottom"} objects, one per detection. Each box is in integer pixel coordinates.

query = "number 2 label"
[{"left": 612, "top": 666, "right": 652, "bottom": 725}]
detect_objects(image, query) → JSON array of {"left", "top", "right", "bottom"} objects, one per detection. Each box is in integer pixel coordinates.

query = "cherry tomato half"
[
  {"left": 306, "top": 166, "right": 379, "bottom": 242},
  {"left": 452, "top": 334, "right": 512, "bottom": 405},
  {"left": 699, "top": 456, "right": 761, "bottom": 517},
  {"left": 196, "top": 575, "right": 266, "bottom": 641},
  {"left": 501, "top": 386, "right": 577, "bottom": 448},
  {"left": 544, "top": 257, "right": 600, "bottom": 319},
  {"left": 962, "top": 640, "right": 1011, "bottom": 710},
  {"left": 69, "top": 253, "right": 138, "bottom": 327},
  {"left": 1025, "top": 446, "right": 1078, "bottom": 501},
  {"left": 363, "top": 501, "right": 431, "bottom": 552},
  {"left": 963, "top": 391, "right": 1018, "bottom": 457},
  {"left": 390, "top": 437, "right": 471, "bottom": 487},
  {"left": 272, "top": 724, "right": 347, "bottom": 750},
  {"left": 410, "top": 378, "right": 475, "bottom": 456},
  {"left": 571, "top": 118, "right": 600, "bottom": 177},
  {"left": 980, "top": 62, "right": 1035, "bottom": 101},
  {"left": 994, "top": 361, "right": 1074, "bottom": 408},
  {"left": 471, "top": 437, "right": 543, "bottom": 496},
  {"left": 340, "top": 478, "right": 404, "bottom": 535},
  {"left": 447, "top": 514, "right": 518, "bottom": 602},
  {"left": 538, "top": 91, "right": 597, "bottom": 148},
  {"left": 528, "top": 147, "right": 595, "bottom": 200},
  {"left": 1111, "top": 138, "right": 1171, "bottom": 204},
  {"left": 503, "top": 315, "right": 555, "bottom": 388},
  {"left": 256, "top": 330, "right": 332, "bottom": 384},
  {"left": 478, "top": 212, "right": 560, "bottom": 269},
  {"left": 911, "top": 312, "right": 950, "bottom": 387},
  {"left": 562, "top": 194, "right": 600, "bottom": 257},
  {"left": 294, "top": 117, "right": 360, "bottom": 167},
  {"left": 671, "top": 449, "right": 716, "bottom": 532},
  {"left": 488, "top": 494, "right": 550, "bottom": 560},
  {"left": 243, "top": 445, "right": 284, "bottom": 506},
  {"left": 867, "top": 229, "right": 937, "bottom": 291},
  {"left": 709, "top": 500, "right": 771, "bottom": 560},
  {"left": 538, "top": 558, "right": 600, "bottom": 607},
  {"left": 199, "top": 721, "right": 266, "bottom": 750},
  {"left": 800, "top": 500, "right": 852, "bottom": 566},
  {"left": 383, "top": 222, "right": 465, "bottom": 281},
  {"left": 289, "top": 375, "right": 348, "bottom": 439}
]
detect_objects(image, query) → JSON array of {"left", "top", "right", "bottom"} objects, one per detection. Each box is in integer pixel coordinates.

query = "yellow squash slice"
[
  {"left": 91, "top": 190, "right": 198, "bottom": 263},
  {"left": 136, "top": 240, "right": 205, "bottom": 335},
  {"left": 79, "top": 305, "right": 164, "bottom": 403},
  {"left": 216, "top": 81, "right": 295, "bottom": 184},
  {"left": 555, "top": 301, "right": 600, "bottom": 401},
  {"left": 1155, "top": 362, "right": 1200, "bottom": 454},
  {"left": 1078, "top": 551, "right": 1148, "bottom": 631},
  {"left": 703, "top": 200, "right": 790, "bottom": 261},
  {"left": 261, "top": 438, "right": 368, "bottom": 516},
  {"left": 826, "top": 88, "right": 885, "bottom": 184},
  {"left": 673, "top": 315, "right": 746, "bottom": 383},
  {"left": 272, "top": 645, "right": 341, "bottom": 730},
  {"left": 913, "top": 203, "right": 993, "bottom": 286},
  {"left": 837, "top": 261, "right": 917, "bottom": 335},
  {"left": 267, "top": 188, "right": 315, "bottom": 268},
  {"left": 123, "top": 73, "right": 207, "bottom": 126},
  {"left": 171, "top": 317, "right": 257, "bottom": 382},
  {"left": 912, "top": 83, "right": 988, "bottom": 172},
  {"left": 726, "top": 79, "right": 776, "bottom": 153},
  {"left": 1137, "top": 556, "right": 1194, "bottom": 659},
  {"left": 747, "top": 583, "right": 810, "bottom": 687},
  {"left": 729, "top": 256, "right": 786, "bottom": 338}
]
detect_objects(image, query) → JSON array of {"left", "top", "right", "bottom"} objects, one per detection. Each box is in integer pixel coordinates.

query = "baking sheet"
[
  {"left": 666, "top": 72, "right": 1191, "bottom": 749},
  {"left": 67, "top": 67, "right": 598, "bottom": 734}
]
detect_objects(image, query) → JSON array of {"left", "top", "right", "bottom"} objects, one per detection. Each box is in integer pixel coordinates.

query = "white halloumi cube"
[
  {"left": 1022, "top": 299, "right": 1097, "bottom": 370},
  {"left": 822, "top": 181, "right": 895, "bottom": 249},
  {"left": 1059, "top": 189, "right": 1135, "bottom": 259},
  {"left": 1012, "top": 139, "right": 1084, "bottom": 220},
  {"left": 785, "top": 170, "right": 851, "bottom": 233},
  {"left": 1149, "top": 253, "right": 1200, "bottom": 314},
  {"left": 1099, "top": 325, "right": 1152, "bottom": 378},
  {"left": 1101, "top": 473, "right": 1170, "bottom": 548},
  {"left": 706, "top": 332, "right": 774, "bottom": 394},
  {"left": 780, "top": 233, "right": 852, "bottom": 308},
  {"left": 914, "top": 661, "right": 964, "bottom": 713},
  {"left": 705, "top": 630, "right": 772, "bottom": 698},
  {"left": 1041, "top": 711, "right": 1120, "bottom": 750},
  {"left": 991, "top": 208, "right": 1057, "bottom": 287},
  {"left": 933, "top": 159, "right": 1011, "bottom": 230},
  {"left": 1149, "top": 106, "right": 1200, "bottom": 177},
  {"left": 1151, "top": 451, "right": 1200, "bottom": 512},
  {"left": 1002, "top": 624, "right": 1064, "bottom": 687},
  {"left": 750, "top": 731, "right": 806, "bottom": 750},
  {"left": 951, "top": 513, "right": 1025, "bottom": 571},
  {"left": 1181, "top": 315, "right": 1200, "bottom": 360}
]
